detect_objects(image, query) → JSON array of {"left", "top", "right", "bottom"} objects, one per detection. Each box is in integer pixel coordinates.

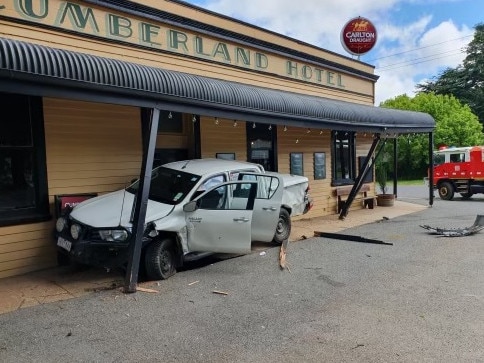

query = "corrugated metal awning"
[{"left": 0, "top": 37, "right": 434, "bottom": 133}]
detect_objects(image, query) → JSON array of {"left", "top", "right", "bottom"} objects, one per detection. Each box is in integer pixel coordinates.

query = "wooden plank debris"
[
  {"left": 212, "top": 290, "right": 229, "bottom": 296},
  {"left": 136, "top": 287, "right": 159, "bottom": 293},
  {"left": 279, "top": 239, "right": 288, "bottom": 269}
]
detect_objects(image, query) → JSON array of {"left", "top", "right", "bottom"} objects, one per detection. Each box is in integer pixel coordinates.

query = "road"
[{"left": 0, "top": 189, "right": 483, "bottom": 362}]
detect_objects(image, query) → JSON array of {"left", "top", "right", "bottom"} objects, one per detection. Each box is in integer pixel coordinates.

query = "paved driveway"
[{"left": 0, "top": 192, "right": 483, "bottom": 362}]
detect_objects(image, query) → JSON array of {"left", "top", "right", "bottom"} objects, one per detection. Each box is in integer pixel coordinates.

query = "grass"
[{"left": 397, "top": 179, "right": 426, "bottom": 186}]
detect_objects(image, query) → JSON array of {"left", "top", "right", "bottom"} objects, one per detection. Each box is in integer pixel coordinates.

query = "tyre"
[
  {"left": 144, "top": 238, "right": 177, "bottom": 280},
  {"left": 460, "top": 192, "right": 473, "bottom": 200},
  {"left": 438, "top": 181, "right": 454, "bottom": 200},
  {"left": 272, "top": 208, "right": 291, "bottom": 244}
]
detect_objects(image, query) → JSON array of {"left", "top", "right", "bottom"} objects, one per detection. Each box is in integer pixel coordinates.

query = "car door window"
[
  {"left": 236, "top": 173, "right": 280, "bottom": 199},
  {"left": 198, "top": 182, "right": 256, "bottom": 210},
  {"left": 191, "top": 174, "right": 226, "bottom": 201},
  {"left": 198, "top": 185, "right": 226, "bottom": 210},
  {"left": 199, "top": 175, "right": 225, "bottom": 191}
]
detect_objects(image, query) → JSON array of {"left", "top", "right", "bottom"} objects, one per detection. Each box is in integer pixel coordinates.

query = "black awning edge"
[{"left": 0, "top": 37, "right": 435, "bottom": 133}]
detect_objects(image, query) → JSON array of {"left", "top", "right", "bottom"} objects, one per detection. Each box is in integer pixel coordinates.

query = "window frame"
[
  {"left": 0, "top": 94, "right": 50, "bottom": 227},
  {"left": 331, "top": 130, "right": 356, "bottom": 186}
]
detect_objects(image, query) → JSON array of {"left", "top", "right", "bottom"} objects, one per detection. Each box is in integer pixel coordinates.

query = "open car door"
[
  {"left": 183, "top": 180, "right": 258, "bottom": 254},
  {"left": 237, "top": 173, "right": 284, "bottom": 242}
]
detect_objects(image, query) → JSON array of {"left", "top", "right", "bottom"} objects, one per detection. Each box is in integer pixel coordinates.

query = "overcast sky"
[{"left": 181, "top": 0, "right": 482, "bottom": 105}]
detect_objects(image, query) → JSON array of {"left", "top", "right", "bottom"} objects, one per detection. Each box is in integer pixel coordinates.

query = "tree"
[
  {"left": 417, "top": 23, "right": 484, "bottom": 123},
  {"left": 379, "top": 93, "right": 484, "bottom": 179}
]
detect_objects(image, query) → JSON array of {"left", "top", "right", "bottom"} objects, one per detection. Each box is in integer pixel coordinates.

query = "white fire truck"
[{"left": 432, "top": 146, "right": 484, "bottom": 200}]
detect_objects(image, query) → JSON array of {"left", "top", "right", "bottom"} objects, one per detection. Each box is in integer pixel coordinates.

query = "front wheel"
[
  {"left": 272, "top": 208, "right": 291, "bottom": 244},
  {"left": 144, "top": 238, "right": 177, "bottom": 281},
  {"left": 438, "top": 181, "right": 454, "bottom": 200}
]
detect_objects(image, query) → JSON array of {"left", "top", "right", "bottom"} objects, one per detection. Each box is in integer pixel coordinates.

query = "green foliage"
[
  {"left": 375, "top": 162, "right": 388, "bottom": 194},
  {"left": 380, "top": 93, "right": 484, "bottom": 179},
  {"left": 374, "top": 142, "right": 392, "bottom": 193},
  {"left": 417, "top": 23, "right": 484, "bottom": 124}
]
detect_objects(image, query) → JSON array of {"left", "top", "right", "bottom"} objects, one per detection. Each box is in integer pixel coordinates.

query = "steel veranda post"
[
  {"left": 339, "top": 134, "right": 381, "bottom": 220},
  {"left": 124, "top": 108, "right": 160, "bottom": 293}
]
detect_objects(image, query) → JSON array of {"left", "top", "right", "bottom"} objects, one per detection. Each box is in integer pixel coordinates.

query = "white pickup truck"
[{"left": 55, "top": 159, "right": 312, "bottom": 280}]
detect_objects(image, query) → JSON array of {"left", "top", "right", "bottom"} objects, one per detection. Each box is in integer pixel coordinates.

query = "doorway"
[{"left": 246, "top": 123, "right": 277, "bottom": 171}]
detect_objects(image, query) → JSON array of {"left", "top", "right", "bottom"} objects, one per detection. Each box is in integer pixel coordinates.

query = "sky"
[{"left": 180, "top": 0, "right": 482, "bottom": 105}]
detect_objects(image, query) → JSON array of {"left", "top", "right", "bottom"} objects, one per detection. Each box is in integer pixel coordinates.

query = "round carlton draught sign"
[{"left": 340, "top": 17, "right": 377, "bottom": 56}]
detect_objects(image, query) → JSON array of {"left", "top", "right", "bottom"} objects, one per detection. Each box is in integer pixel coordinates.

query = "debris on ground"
[
  {"left": 212, "top": 290, "right": 229, "bottom": 296},
  {"left": 85, "top": 282, "right": 121, "bottom": 292},
  {"left": 279, "top": 239, "right": 288, "bottom": 270},
  {"left": 420, "top": 215, "right": 484, "bottom": 237},
  {"left": 136, "top": 287, "right": 159, "bottom": 293},
  {"left": 313, "top": 231, "right": 393, "bottom": 246}
]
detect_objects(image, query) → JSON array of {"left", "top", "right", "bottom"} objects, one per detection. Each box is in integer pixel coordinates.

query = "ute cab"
[{"left": 432, "top": 146, "right": 484, "bottom": 200}]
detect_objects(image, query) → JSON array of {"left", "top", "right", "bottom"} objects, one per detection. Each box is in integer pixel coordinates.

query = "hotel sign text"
[{"left": 0, "top": 0, "right": 345, "bottom": 88}]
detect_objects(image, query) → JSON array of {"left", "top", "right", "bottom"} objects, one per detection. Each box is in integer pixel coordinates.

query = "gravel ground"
[{"left": 0, "top": 187, "right": 483, "bottom": 363}]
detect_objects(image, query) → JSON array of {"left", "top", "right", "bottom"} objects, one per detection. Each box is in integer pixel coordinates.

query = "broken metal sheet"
[{"left": 420, "top": 215, "right": 484, "bottom": 237}]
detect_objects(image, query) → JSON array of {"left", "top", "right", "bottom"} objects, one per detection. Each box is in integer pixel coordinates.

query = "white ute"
[{"left": 55, "top": 159, "right": 312, "bottom": 280}]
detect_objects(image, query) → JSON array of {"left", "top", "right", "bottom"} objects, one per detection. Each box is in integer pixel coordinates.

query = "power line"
[
  {"left": 376, "top": 48, "right": 466, "bottom": 71},
  {"left": 376, "top": 50, "right": 465, "bottom": 72},
  {"left": 366, "top": 34, "right": 472, "bottom": 62}
]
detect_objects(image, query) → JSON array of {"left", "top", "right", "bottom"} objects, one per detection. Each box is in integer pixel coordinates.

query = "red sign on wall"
[
  {"left": 341, "top": 17, "right": 377, "bottom": 56},
  {"left": 55, "top": 193, "right": 97, "bottom": 217}
]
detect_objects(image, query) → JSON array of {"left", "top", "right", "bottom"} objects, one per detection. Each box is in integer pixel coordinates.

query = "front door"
[
  {"left": 185, "top": 181, "right": 257, "bottom": 254},
  {"left": 246, "top": 123, "right": 277, "bottom": 171}
]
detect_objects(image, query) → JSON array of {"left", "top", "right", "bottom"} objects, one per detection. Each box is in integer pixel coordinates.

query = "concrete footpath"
[{"left": 0, "top": 200, "right": 426, "bottom": 315}]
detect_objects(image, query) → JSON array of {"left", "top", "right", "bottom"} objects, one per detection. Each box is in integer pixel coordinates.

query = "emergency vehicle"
[{"left": 432, "top": 146, "right": 484, "bottom": 200}]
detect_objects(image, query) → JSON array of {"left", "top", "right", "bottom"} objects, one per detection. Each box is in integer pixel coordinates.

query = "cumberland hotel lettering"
[{"left": 1, "top": 0, "right": 345, "bottom": 88}]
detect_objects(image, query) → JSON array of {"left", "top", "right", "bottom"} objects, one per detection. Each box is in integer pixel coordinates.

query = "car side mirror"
[{"left": 183, "top": 201, "right": 198, "bottom": 213}]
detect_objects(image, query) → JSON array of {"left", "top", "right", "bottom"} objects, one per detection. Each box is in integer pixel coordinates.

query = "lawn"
[{"left": 397, "top": 179, "right": 426, "bottom": 186}]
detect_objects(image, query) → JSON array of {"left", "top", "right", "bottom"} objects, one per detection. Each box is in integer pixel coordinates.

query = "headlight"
[
  {"left": 98, "top": 229, "right": 129, "bottom": 242},
  {"left": 56, "top": 217, "right": 66, "bottom": 233},
  {"left": 70, "top": 224, "right": 82, "bottom": 240}
]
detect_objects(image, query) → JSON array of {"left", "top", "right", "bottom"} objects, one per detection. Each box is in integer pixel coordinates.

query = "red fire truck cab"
[{"left": 432, "top": 146, "right": 484, "bottom": 200}]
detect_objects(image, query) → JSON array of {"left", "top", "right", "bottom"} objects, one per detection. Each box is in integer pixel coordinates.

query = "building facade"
[{"left": 0, "top": 0, "right": 434, "bottom": 278}]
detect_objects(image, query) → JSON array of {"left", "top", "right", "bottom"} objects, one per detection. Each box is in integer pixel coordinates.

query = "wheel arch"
[
  {"left": 280, "top": 204, "right": 292, "bottom": 216},
  {"left": 436, "top": 178, "right": 454, "bottom": 188}
]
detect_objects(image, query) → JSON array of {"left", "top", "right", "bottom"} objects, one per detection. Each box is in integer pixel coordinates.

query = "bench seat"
[{"left": 333, "top": 184, "right": 376, "bottom": 213}]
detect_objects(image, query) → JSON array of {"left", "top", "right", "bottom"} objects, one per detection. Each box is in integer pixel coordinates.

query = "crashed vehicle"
[{"left": 55, "top": 159, "right": 312, "bottom": 280}]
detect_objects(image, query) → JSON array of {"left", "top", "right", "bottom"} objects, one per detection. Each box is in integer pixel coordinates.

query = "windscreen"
[
  {"left": 433, "top": 153, "right": 445, "bottom": 166},
  {"left": 126, "top": 167, "right": 201, "bottom": 205}
]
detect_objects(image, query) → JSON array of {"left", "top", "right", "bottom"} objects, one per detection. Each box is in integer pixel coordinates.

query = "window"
[
  {"left": 449, "top": 153, "right": 464, "bottom": 163},
  {"left": 198, "top": 186, "right": 226, "bottom": 210},
  {"left": 127, "top": 166, "right": 201, "bottom": 205},
  {"left": 332, "top": 131, "right": 356, "bottom": 185},
  {"left": 433, "top": 153, "right": 445, "bottom": 166},
  {"left": 290, "top": 152, "right": 304, "bottom": 176},
  {"left": 0, "top": 93, "right": 50, "bottom": 226},
  {"left": 190, "top": 174, "right": 226, "bottom": 201},
  {"left": 314, "top": 152, "right": 326, "bottom": 180},
  {"left": 216, "top": 153, "right": 236, "bottom": 160},
  {"left": 235, "top": 174, "right": 280, "bottom": 199}
]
